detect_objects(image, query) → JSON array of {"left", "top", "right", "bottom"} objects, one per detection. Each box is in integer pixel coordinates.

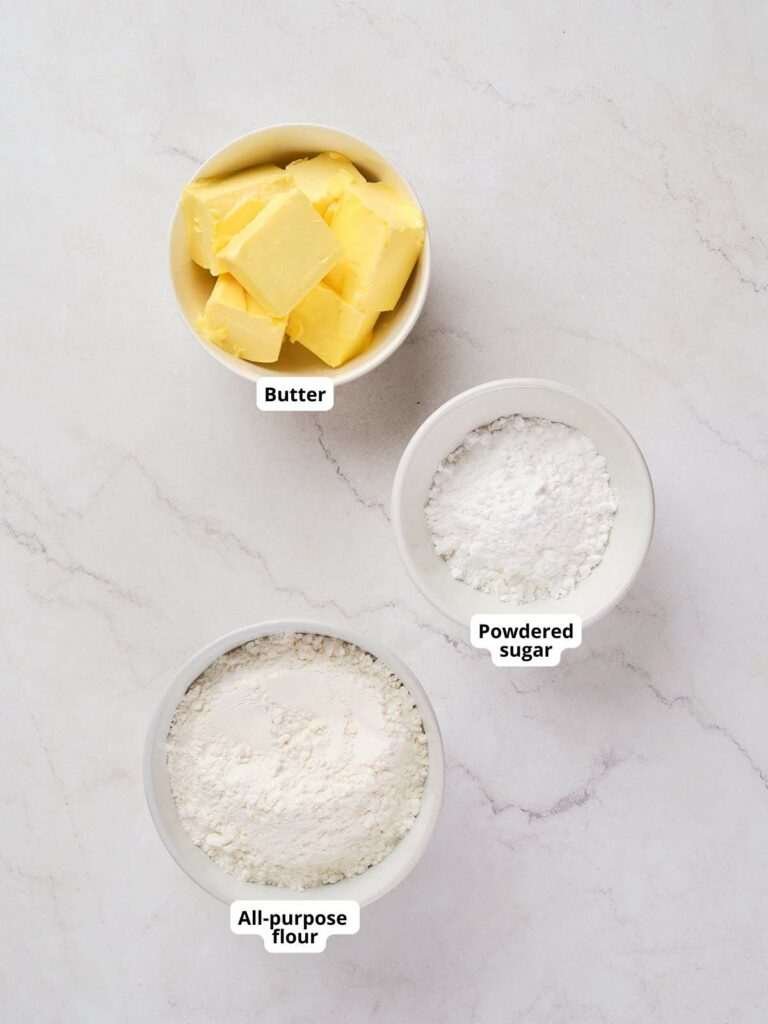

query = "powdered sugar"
[
  {"left": 425, "top": 415, "right": 618, "bottom": 604},
  {"left": 166, "top": 633, "right": 428, "bottom": 890}
]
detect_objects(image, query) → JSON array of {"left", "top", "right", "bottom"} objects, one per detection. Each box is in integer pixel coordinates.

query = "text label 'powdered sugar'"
[
  {"left": 471, "top": 614, "right": 582, "bottom": 667},
  {"left": 256, "top": 377, "right": 334, "bottom": 411},
  {"left": 231, "top": 900, "right": 360, "bottom": 952}
]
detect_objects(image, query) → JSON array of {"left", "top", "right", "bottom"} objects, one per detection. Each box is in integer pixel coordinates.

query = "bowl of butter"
[{"left": 170, "top": 124, "right": 430, "bottom": 385}]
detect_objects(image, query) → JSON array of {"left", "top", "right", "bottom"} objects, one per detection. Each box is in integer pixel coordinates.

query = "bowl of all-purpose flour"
[
  {"left": 144, "top": 621, "right": 444, "bottom": 905},
  {"left": 392, "top": 379, "right": 654, "bottom": 629}
]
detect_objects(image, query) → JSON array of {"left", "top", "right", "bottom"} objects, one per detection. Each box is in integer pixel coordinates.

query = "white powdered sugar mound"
[
  {"left": 425, "top": 415, "right": 618, "bottom": 604},
  {"left": 167, "top": 633, "right": 428, "bottom": 889}
]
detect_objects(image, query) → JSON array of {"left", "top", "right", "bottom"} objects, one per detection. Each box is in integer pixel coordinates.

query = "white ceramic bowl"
[
  {"left": 144, "top": 620, "right": 444, "bottom": 906},
  {"left": 169, "top": 124, "right": 431, "bottom": 386},
  {"left": 392, "top": 379, "right": 655, "bottom": 629}
]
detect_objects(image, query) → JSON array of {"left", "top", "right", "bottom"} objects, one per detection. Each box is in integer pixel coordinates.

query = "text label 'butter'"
[{"left": 256, "top": 377, "right": 334, "bottom": 411}]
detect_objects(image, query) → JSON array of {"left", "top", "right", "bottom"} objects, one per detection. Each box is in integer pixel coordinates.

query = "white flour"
[
  {"left": 167, "top": 633, "right": 428, "bottom": 889},
  {"left": 425, "top": 415, "right": 618, "bottom": 604}
]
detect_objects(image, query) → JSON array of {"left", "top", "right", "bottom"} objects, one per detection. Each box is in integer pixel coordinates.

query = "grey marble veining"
[{"left": 3, "top": 1, "right": 768, "bottom": 1021}]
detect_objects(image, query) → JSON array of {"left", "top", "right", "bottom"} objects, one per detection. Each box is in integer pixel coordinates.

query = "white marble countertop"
[{"left": 4, "top": 1, "right": 768, "bottom": 1020}]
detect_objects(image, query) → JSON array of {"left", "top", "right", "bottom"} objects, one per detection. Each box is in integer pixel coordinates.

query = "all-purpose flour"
[
  {"left": 167, "top": 633, "right": 428, "bottom": 889},
  {"left": 425, "top": 415, "right": 618, "bottom": 604}
]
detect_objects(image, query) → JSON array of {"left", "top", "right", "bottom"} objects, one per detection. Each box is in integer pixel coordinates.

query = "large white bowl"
[
  {"left": 144, "top": 620, "right": 444, "bottom": 906},
  {"left": 169, "top": 124, "right": 431, "bottom": 386},
  {"left": 392, "top": 379, "right": 655, "bottom": 629}
]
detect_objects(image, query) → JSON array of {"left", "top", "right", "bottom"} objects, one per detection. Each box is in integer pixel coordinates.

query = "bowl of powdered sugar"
[
  {"left": 392, "top": 379, "right": 654, "bottom": 629},
  {"left": 144, "top": 621, "right": 443, "bottom": 905}
]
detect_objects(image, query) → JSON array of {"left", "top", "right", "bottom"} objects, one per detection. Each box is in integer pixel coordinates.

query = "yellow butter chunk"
[
  {"left": 181, "top": 165, "right": 291, "bottom": 274},
  {"left": 219, "top": 189, "right": 343, "bottom": 317},
  {"left": 325, "top": 182, "right": 425, "bottom": 312},
  {"left": 286, "top": 152, "right": 366, "bottom": 215},
  {"left": 287, "top": 283, "right": 379, "bottom": 367},
  {"left": 197, "top": 274, "right": 286, "bottom": 363}
]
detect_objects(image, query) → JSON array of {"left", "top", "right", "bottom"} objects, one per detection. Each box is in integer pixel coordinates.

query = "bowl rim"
[
  {"left": 144, "top": 618, "right": 445, "bottom": 907},
  {"left": 391, "top": 377, "right": 656, "bottom": 630},
  {"left": 167, "top": 122, "right": 432, "bottom": 387}
]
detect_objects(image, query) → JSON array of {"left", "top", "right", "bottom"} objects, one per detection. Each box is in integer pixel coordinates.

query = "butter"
[
  {"left": 287, "top": 283, "right": 378, "bottom": 367},
  {"left": 181, "top": 155, "right": 426, "bottom": 369},
  {"left": 197, "top": 274, "right": 286, "bottom": 363},
  {"left": 181, "top": 165, "right": 291, "bottom": 274},
  {"left": 324, "top": 182, "right": 425, "bottom": 312},
  {"left": 286, "top": 152, "right": 366, "bottom": 215},
  {"left": 219, "top": 189, "right": 342, "bottom": 317}
]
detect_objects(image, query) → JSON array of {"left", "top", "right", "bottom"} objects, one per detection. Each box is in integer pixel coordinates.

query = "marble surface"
[{"left": 4, "top": 1, "right": 768, "bottom": 1020}]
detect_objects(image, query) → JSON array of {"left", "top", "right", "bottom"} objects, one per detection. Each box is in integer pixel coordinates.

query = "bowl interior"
[
  {"left": 392, "top": 380, "right": 654, "bottom": 629},
  {"left": 145, "top": 621, "right": 444, "bottom": 906},
  {"left": 169, "top": 124, "right": 430, "bottom": 385}
]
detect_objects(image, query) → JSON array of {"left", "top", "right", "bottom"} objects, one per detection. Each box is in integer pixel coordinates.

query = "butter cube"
[
  {"left": 197, "top": 274, "right": 286, "bottom": 363},
  {"left": 287, "top": 283, "right": 378, "bottom": 367},
  {"left": 287, "top": 152, "right": 365, "bottom": 215},
  {"left": 325, "top": 182, "right": 425, "bottom": 312},
  {"left": 219, "top": 189, "right": 342, "bottom": 317},
  {"left": 181, "top": 165, "right": 291, "bottom": 274}
]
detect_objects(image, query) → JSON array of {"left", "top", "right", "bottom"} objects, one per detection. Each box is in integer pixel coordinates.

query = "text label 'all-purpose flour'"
[
  {"left": 167, "top": 633, "right": 428, "bottom": 890},
  {"left": 425, "top": 415, "right": 619, "bottom": 604}
]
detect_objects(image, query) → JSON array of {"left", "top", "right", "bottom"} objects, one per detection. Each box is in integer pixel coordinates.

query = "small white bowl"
[
  {"left": 392, "top": 379, "right": 654, "bottom": 629},
  {"left": 169, "top": 124, "right": 431, "bottom": 386},
  {"left": 144, "top": 620, "right": 444, "bottom": 906}
]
